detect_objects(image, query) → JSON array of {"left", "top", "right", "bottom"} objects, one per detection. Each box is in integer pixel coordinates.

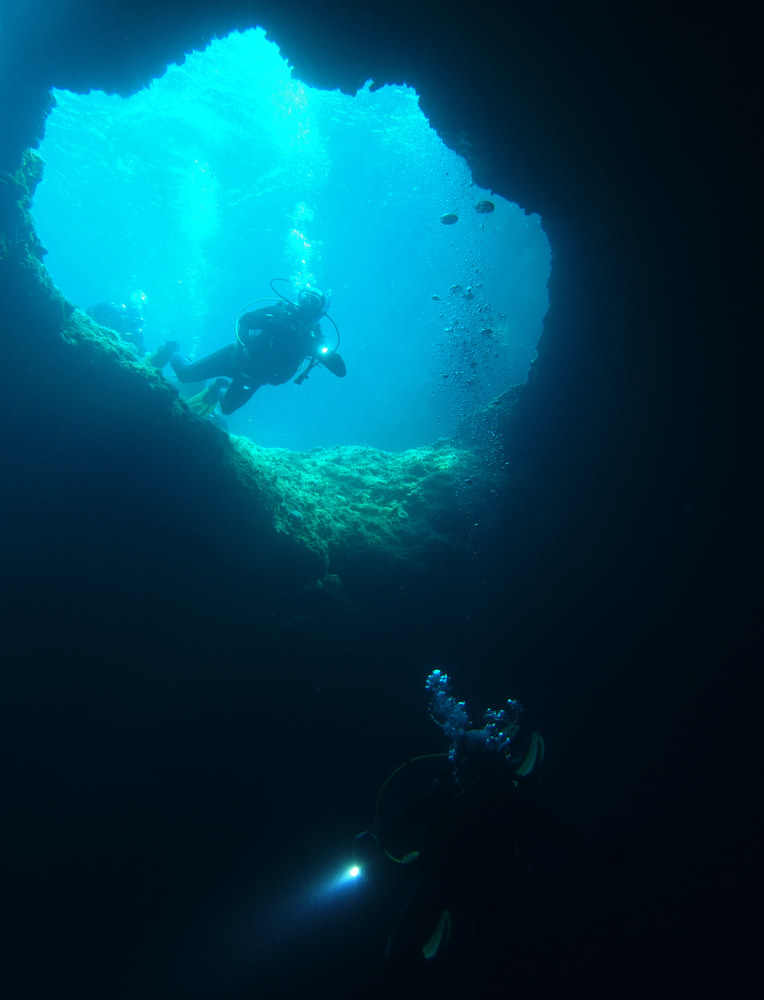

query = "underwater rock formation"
[
  {"left": 233, "top": 438, "right": 483, "bottom": 571},
  {"left": 2, "top": 142, "right": 514, "bottom": 619},
  {"left": 1, "top": 102, "right": 528, "bottom": 627}
]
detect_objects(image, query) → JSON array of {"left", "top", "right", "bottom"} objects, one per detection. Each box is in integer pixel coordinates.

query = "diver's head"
[
  {"left": 453, "top": 729, "right": 505, "bottom": 788},
  {"left": 296, "top": 287, "right": 327, "bottom": 322}
]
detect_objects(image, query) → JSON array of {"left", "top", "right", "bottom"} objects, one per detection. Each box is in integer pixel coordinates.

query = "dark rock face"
[{"left": 0, "top": 3, "right": 757, "bottom": 999}]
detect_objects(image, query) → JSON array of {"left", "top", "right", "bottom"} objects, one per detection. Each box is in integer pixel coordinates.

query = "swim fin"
[
  {"left": 186, "top": 378, "right": 230, "bottom": 418},
  {"left": 421, "top": 909, "right": 451, "bottom": 961},
  {"left": 145, "top": 340, "right": 180, "bottom": 370}
]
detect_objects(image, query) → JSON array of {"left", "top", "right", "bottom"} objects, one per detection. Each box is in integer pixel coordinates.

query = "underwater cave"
[
  {"left": 24, "top": 27, "right": 552, "bottom": 577},
  {"left": 1, "top": 3, "right": 755, "bottom": 999},
  {"left": 35, "top": 29, "right": 551, "bottom": 454}
]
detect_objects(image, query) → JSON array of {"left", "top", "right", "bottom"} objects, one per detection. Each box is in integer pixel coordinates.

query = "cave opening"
[{"left": 33, "top": 27, "right": 550, "bottom": 454}]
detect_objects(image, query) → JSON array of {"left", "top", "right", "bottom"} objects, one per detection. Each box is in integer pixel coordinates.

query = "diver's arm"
[{"left": 306, "top": 321, "right": 346, "bottom": 376}]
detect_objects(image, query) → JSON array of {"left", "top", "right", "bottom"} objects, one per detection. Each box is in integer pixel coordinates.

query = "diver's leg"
[
  {"left": 169, "top": 343, "right": 238, "bottom": 384},
  {"left": 219, "top": 377, "right": 260, "bottom": 415},
  {"left": 386, "top": 876, "right": 449, "bottom": 966}
]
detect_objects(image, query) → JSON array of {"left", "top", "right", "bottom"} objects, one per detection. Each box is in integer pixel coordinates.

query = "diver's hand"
[{"left": 321, "top": 351, "right": 346, "bottom": 377}]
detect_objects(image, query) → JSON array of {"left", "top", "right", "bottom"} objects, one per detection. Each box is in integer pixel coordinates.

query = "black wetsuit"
[
  {"left": 169, "top": 301, "right": 346, "bottom": 415},
  {"left": 381, "top": 767, "right": 614, "bottom": 963}
]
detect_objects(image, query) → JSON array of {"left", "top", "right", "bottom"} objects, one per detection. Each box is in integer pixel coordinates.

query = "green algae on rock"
[{"left": 230, "top": 437, "right": 479, "bottom": 570}]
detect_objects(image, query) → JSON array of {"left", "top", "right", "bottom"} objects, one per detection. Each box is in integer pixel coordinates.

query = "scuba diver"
[
  {"left": 86, "top": 301, "right": 146, "bottom": 351},
  {"left": 355, "top": 670, "right": 623, "bottom": 968},
  {"left": 152, "top": 282, "right": 346, "bottom": 416}
]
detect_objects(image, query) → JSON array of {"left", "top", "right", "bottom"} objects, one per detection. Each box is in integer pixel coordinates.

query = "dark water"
[{"left": 34, "top": 29, "right": 550, "bottom": 452}]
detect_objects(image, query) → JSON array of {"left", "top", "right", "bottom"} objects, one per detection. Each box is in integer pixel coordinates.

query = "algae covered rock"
[{"left": 229, "top": 436, "right": 493, "bottom": 572}]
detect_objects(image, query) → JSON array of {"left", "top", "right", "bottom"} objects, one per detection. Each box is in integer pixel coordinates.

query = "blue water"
[{"left": 33, "top": 28, "right": 550, "bottom": 453}]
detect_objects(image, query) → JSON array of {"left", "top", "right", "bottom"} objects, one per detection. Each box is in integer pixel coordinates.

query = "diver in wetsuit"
[
  {"left": 86, "top": 301, "right": 146, "bottom": 351},
  {"left": 356, "top": 671, "right": 622, "bottom": 966},
  {"left": 163, "top": 286, "right": 346, "bottom": 416}
]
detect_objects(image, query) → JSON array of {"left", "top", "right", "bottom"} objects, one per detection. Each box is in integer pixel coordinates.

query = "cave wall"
[{"left": 0, "top": 2, "right": 758, "bottom": 997}]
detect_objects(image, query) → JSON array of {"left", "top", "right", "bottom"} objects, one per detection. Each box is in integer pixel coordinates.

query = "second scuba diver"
[
  {"left": 355, "top": 670, "right": 624, "bottom": 968},
  {"left": 86, "top": 300, "right": 146, "bottom": 352},
  {"left": 149, "top": 283, "right": 346, "bottom": 416}
]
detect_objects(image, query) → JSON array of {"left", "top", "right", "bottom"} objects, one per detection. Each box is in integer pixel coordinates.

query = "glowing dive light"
[{"left": 349, "top": 866, "right": 360, "bottom": 878}]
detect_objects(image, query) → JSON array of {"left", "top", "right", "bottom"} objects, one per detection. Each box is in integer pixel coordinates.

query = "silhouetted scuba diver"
[
  {"left": 355, "top": 671, "right": 623, "bottom": 967},
  {"left": 150, "top": 281, "right": 346, "bottom": 416},
  {"left": 86, "top": 301, "right": 146, "bottom": 351}
]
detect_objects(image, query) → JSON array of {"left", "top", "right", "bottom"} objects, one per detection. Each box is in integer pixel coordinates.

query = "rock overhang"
[
  {"left": 2, "top": 10, "right": 558, "bottom": 613},
  {"left": 1, "top": 0, "right": 669, "bottom": 626}
]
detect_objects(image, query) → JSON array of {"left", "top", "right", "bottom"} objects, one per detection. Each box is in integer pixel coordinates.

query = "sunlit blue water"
[{"left": 34, "top": 28, "right": 550, "bottom": 452}]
